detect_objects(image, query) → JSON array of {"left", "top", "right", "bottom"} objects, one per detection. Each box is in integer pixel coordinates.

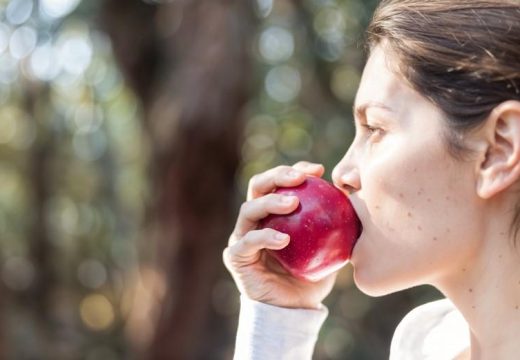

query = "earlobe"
[{"left": 476, "top": 101, "right": 520, "bottom": 199}]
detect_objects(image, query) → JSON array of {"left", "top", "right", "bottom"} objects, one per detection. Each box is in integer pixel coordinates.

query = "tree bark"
[{"left": 100, "top": 1, "right": 256, "bottom": 358}]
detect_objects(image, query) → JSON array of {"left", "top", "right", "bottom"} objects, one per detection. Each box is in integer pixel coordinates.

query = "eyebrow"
[{"left": 353, "top": 102, "right": 395, "bottom": 120}]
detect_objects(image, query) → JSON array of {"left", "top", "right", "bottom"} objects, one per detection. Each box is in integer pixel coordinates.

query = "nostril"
[{"left": 341, "top": 183, "right": 357, "bottom": 194}]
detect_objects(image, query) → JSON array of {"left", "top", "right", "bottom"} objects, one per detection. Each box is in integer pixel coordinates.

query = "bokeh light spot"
[
  {"left": 6, "top": 0, "right": 34, "bottom": 25},
  {"left": 255, "top": 0, "right": 273, "bottom": 18},
  {"left": 0, "top": 24, "right": 11, "bottom": 54},
  {"left": 57, "top": 33, "right": 93, "bottom": 75},
  {"left": 9, "top": 25, "right": 37, "bottom": 59},
  {"left": 314, "top": 6, "right": 346, "bottom": 41},
  {"left": 331, "top": 65, "right": 360, "bottom": 102},
  {"left": 278, "top": 126, "right": 313, "bottom": 157},
  {"left": 79, "top": 294, "right": 115, "bottom": 331},
  {"left": 259, "top": 26, "right": 294, "bottom": 63},
  {"left": 30, "top": 42, "right": 61, "bottom": 81},
  {"left": 77, "top": 259, "right": 107, "bottom": 289},
  {"left": 40, "top": 0, "right": 81, "bottom": 19},
  {"left": 265, "top": 65, "right": 301, "bottom": 103},
  {"left": 0, "top": 54, "right": 18, "bottom": 84}
]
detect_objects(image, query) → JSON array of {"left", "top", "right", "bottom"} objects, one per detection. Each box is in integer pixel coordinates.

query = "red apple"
[{"left": 259, "top": 176, "right": 361, "bottom": 282}]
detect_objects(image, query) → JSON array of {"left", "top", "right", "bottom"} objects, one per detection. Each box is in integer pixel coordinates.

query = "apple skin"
[{"left": 259, "top": 176, "right": 362, "bottom": 282}]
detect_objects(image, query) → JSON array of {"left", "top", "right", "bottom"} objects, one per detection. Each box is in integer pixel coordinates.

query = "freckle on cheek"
[
  {"left": 433, "top": 237, "right": 437, "bottom": 241},
  {"left": 399, "top": 193, "right": 404, "bottom": 198},
  {"left": 407, "top": 212, "right": 412, "bottom": 217},
  {"left": 417, "top": 226, "right": 422, "bottom": 231},
  {"left": 427, "top": 198, "right": 431, "bottom": 202}
]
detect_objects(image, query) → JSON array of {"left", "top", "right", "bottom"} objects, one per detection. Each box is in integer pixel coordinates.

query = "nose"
[{"left": 332, "top": 148, "right": 361, "bottom": 194}]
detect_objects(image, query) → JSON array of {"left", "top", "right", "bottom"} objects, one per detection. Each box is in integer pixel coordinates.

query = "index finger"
[
  {"left": 247, "top": 166, "right": 306, "bottom": 200},
  {"left": 246, "top": 163, "right": 325, "bottom": 200}
]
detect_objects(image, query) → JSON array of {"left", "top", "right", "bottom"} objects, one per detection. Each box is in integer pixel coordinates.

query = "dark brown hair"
[{"left": 366, "top": 0, "right": 520, "bottom": 239}]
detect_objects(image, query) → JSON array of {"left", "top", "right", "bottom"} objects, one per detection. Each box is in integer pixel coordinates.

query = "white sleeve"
[{"left": 233, "top": 295, "right": 329, "bottom": 360}]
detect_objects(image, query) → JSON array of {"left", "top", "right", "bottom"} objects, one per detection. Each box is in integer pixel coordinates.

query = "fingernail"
[
  {"left": 275, "top": 233, "right": 289, "bottom": 241},
  {"left": 281, "top": 196, "right": 297, "bottom": 204}
]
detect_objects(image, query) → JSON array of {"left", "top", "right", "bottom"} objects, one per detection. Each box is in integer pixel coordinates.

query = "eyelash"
[{"left": 361, "top": 123, "right": 384, "bottom": 137}]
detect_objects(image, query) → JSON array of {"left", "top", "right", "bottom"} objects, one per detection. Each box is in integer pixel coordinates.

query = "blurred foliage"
[
  {"left": 0, "top": 0, "right": 147, "bottom": 358},
  {"left": 0, "top": 0, "right": 443, "bottom": 359}
]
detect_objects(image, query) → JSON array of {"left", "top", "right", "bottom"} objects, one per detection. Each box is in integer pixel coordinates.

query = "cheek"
[
  {"left": 362, "top": 140, "right": 467, "bottom": 236},
  {"left": 352, "top": 141, "right": 480, "bottom": 294}
]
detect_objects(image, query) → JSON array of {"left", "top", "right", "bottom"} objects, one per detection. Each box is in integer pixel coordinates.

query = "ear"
[{"left": 477, "top": 101, "right": 520, "bottom": 199}]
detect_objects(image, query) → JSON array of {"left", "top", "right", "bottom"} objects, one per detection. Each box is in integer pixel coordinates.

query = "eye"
[{"left": 361, "top": 123, "right": 385, "bottom": 138}]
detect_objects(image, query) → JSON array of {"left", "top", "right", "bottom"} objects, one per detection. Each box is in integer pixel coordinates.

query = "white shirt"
[{"left": 233, "top": 296, "right": 470, "bottom": 360}]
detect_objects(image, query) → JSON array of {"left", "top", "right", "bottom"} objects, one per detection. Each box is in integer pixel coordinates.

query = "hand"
[{"left": 223, "top": 161, "right": 338, "bottom": 310}]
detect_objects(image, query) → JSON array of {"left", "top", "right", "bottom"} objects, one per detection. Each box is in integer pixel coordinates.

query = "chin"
[{"left": 352, "top": 266, "right": 406, "bottom": 297}]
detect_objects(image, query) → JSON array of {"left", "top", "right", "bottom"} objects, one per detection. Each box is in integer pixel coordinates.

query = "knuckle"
[
  {"left": 222, "top": 246, "right": 230, "bottom": 261},
  {"left": 239, "top": 201, "right": 249, "bottom": 214},
  {"left": 293, "top": 161, "right": 308, "bottom": 168},
  {"left": 264, "top": 193, "right": 280, "bottom": 203},
  {"left": 222, "top": 247, "right": 235, "bottom": 269},
  {"left": 275, "top": 165, "right": 292, "bottom": 175},
  {"left": 241, "top": 231, "right": 256, "bottom": 246},
  {"left": 248, "top": 174, "right": 260, "bottom": 189},
  {"left": 263, "top": 194, "right": 282, "bottom": 211}
]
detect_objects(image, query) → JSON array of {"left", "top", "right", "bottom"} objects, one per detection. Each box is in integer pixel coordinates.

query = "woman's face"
[{"left": 332, "top": 45, "right": 486, "bottom": 296}]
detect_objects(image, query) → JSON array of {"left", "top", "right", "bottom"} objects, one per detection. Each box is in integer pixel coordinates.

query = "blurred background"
[{"left": 0, "top": 0, "right": 443, "bottom": 359}]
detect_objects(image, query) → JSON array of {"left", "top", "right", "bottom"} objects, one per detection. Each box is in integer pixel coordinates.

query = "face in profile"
[{"left": 332, "top": 45, "right": 487, "bottom": 296}]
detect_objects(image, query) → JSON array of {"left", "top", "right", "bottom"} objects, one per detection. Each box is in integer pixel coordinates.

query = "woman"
[{"left": 223, "top": 0, "right": 520, "bottom": 358}]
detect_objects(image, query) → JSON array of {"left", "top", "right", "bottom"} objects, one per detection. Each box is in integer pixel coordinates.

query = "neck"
[{"left": 435, "top": 230, "right": 520, "bottom": 360}]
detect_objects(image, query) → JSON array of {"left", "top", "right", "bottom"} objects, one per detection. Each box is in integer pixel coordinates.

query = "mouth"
[{"left": 347, "top": 195, "right": 364, "bottom": 250}]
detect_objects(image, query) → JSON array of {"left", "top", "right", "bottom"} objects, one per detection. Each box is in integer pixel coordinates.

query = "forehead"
[{"left": 354, "top": 46, "right": 413, "bottom": 111}]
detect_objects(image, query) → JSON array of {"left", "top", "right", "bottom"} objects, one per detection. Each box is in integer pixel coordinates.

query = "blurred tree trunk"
[
  {"left": 100, "top": 1, "right": 256, "bottom": 358},
  {"left": 25, "top": 84, "right": 54, "bottom": 356}
]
